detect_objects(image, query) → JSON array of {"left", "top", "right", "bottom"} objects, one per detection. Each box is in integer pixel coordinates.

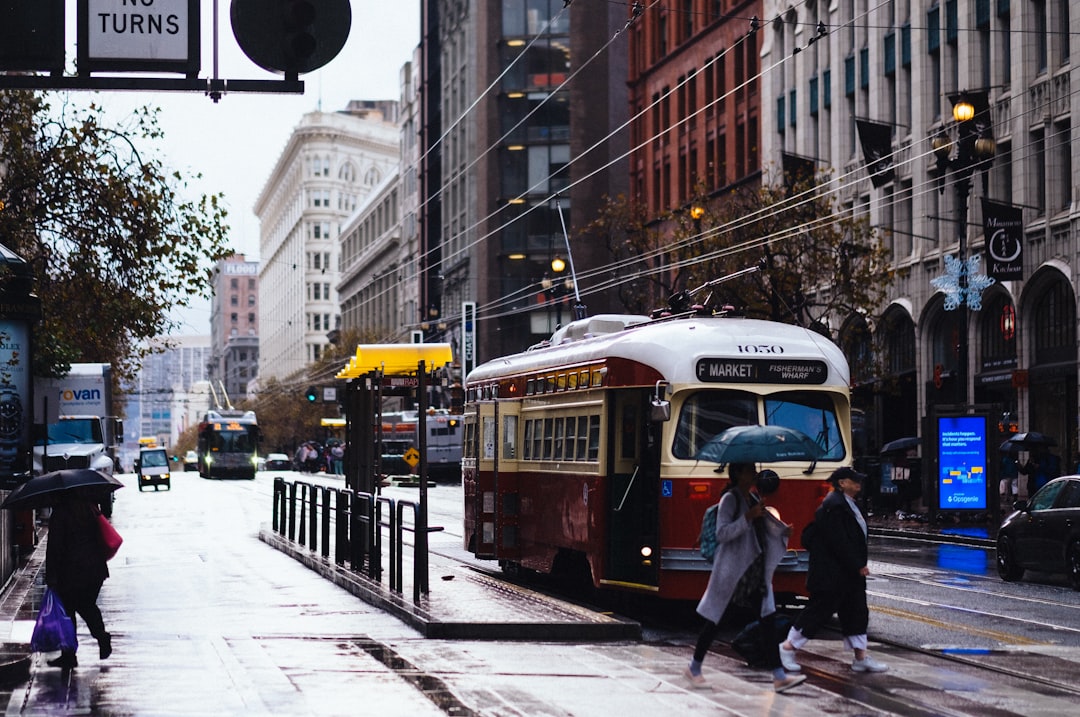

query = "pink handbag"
[{"left": 97, "top": 513, "right": 123, "bottom": 560}]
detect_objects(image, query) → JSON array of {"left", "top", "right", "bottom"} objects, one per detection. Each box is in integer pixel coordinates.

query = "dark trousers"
[
  {"left": 55, "top": 581, "right": 108, "bottom": 648},
  {"left": 793, "top": 586, "right": 869, "bottom": 639},
  {"left": 694, "top": 612, "right": 782, "bottom": 669}
]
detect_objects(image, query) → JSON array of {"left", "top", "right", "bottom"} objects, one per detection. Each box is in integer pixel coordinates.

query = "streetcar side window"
[
  {"left": 565, "top": 416, "right": 577, "bottom": 459},
  {"left": 532, "top": 419, "right": 542, "bottom": 458},
  {"left": 554, "top": 417, "right": 565, "bottom": 459},
  {"left": 764, "top": 391, "right": 846, "bottom": 460},
  {"left": 503, "top": 416, "right": 518, "bottom": 459},
  {"left": 543, "top": 418, "right": 554, "bottom": 459},
  {"left": 587, "top": 415, "right": 600, "bottom": 461},
  {"left": 576, "top": 416, "right": 589, "bottom": 460},
  {"left": 523, "top": 420, "right": 533, "bottom": 460},
  {"left": 672, "top": 391, "right": 757, "bottom": 459}
]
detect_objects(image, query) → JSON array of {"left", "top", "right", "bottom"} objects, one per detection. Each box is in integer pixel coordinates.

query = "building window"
[
  {"left": 230, "top": 313, "right": 238, "bottom": 324},
  {"left": 809, "top": 76, "right": 819, "bottom": 115},
  {"left": 776, "top": 96, "right": 785, "bottom": 134},
  {"left": 884, "top": 32, "right": 896, "bottom": 75},
  {"left": 844, "top": 56, "right": 856, "bottom": 96},
  {"left": 1033, "top": 280, "right": 1075, "bottom": 364},
  {"left": 928, "top": 5, "right": 941, "bottom": 53}
]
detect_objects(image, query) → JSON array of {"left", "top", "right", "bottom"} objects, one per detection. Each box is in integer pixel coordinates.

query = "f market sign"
[{"left": 78, "top": 0, "right": 200, "bottom": 75}]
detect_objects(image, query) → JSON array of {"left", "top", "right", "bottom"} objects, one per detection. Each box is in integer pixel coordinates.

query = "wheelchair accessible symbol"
[{"left": 661, "top": 480, "right": 673, "bottom": 498}]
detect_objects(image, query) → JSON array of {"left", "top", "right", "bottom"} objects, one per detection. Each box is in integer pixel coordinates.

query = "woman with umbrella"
[
  {"left": 44, "top": 485, "right": 114, "bottom": 668},
  {"left": 684, "top": 462, "right": 806, "bottom": 693}
]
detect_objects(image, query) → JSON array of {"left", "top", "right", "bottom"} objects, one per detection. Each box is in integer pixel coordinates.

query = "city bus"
[
  {"left": 462, "top": 310, "right": 852, "bottom": 600},
  {"left": 196, "top": 409, "right": 259, "bottom": 480},
  {"left": 380, "top": 408, "right": 464, "bottom": 481}
]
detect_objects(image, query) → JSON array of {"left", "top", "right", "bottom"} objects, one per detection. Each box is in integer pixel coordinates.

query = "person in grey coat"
[
  {"left": 778, "top": 466, "right": 888, "bottom": 673},
  {"left": 684, "top": 462, "right": 806, "bottom": 693}
]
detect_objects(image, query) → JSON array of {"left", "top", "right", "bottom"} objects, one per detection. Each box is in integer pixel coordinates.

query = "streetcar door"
[
  {"left": 465, "top": 400, "right": 498, "bottom": 558},
  {"left": 603, "top": 390, "right": 661, "bottom": 590}
]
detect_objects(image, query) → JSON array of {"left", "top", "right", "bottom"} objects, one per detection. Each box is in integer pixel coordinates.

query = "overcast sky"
[{"left": 63, "top": 2, "right": 421, "bottom": 334}]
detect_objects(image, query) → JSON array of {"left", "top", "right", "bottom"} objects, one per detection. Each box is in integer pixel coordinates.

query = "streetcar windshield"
[
  {"left": 672, "top": 390, "right": 845, "bottom": 461},
  {"left": 764, "top": 391, "right": 846, "bottom": 460},
  {"left": 672, "top": 391, "right": 757, "bottom": 459}
]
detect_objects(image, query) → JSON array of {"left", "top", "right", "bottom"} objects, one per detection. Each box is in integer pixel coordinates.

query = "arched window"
[{"left": 1033, "top": 279, "right": 1076, "bottom": 365}]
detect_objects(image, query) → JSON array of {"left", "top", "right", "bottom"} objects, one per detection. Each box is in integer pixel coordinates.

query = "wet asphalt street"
[{"left": 4, "top": 470, "right": 1080, "bottom": 716}]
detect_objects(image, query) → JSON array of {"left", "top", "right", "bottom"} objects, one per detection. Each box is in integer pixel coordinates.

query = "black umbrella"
[
  {"left": 1, "top": 469, "right": 123, "bottom": 511},
  {"left": 695, "top": 425, "right": 825, "bottom": 465},
  {"left": 880, "top": 436, "right": 920, "bottom": 456},
  {"left": 1002, "top": 432, "right": 1057, "bottom": 451}
]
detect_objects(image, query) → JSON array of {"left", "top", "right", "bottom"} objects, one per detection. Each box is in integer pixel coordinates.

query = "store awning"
[
  {"left": 336, "top": 343, "right": 453, "bottom": 379},
  {"left": 320, "top": 418, "right": 346, "bottom": 427}
]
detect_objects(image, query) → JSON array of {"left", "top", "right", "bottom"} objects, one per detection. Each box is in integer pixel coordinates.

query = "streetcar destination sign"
[{"left": 696, "top": 358, "right": 828, "bottom": 384}]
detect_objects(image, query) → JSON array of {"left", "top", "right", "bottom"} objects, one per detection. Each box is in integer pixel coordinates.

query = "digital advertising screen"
[{"left": 936, "top": 415, "right": 988, "bottom": 510}]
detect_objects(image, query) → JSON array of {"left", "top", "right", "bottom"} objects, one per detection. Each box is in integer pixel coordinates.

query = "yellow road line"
[{"left": 871, "top": 604, "right": 1049, "bottom": 645}]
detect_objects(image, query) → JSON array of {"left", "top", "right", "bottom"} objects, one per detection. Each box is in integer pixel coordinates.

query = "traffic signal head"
[
  {"left": 305, "top": 386, "right": 318, "bottom": 402},
  {"left": 231, "top": 0, "right": 351, "bottom": 75}
]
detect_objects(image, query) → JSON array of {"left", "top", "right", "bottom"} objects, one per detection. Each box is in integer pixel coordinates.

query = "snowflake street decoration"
[{"left": 930, "top": 255, "right": 995, "bottom": 311}]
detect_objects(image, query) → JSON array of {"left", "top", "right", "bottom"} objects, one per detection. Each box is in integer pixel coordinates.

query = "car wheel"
[
  {"left": 1067, "top": 542, "right": 1080, "bottom": 591},
  {"left": 996, "top": 536, "right": 1024, "bottom": 582}
]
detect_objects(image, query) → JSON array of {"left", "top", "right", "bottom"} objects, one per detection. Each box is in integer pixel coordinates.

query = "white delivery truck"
[{"left": 33, "top": 363, "right": 123, "bottom": 477}]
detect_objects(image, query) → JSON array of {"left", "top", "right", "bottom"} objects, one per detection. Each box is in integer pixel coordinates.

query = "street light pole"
[{"left": 931, "top": 91, "right": 995, "bottom": 408}]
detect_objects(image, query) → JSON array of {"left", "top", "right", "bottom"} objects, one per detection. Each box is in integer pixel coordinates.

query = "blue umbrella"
[
  {"left": 1003, "top": 432, "right": 1057, "bottom": 450},
  {"left": 695, "top": 425, "right": 825, "bottom": 465},
  {"left": 880, "top": 436, "right": 920, "bottom": 456}
]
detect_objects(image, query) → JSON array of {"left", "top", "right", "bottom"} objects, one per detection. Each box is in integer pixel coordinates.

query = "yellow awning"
[
  {"left": 321, "top": 418, "right": 346, "bottom": 427},
  {"left": 336, "top": 343, "right": 454, "bottom": 379}
]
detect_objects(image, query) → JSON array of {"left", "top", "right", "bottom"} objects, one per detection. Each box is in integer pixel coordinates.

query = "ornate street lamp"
[{"left": 929, "top": 91, "right": 996, "bottom": 406}]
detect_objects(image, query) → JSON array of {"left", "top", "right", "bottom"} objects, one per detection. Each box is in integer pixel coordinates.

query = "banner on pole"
[
  {"left": 982, "top": 199, "right": 1024, "bottom": 282},
  {"left": 855, "top": 119, "right": 896, "bottom": 188}
]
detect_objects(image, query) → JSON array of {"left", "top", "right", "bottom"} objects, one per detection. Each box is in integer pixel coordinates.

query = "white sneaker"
[
  {"left": 851, "top": 655, "right": 889, "bottom": 673},
  {"left": 779, "top": 645, "right": 801, "bottom": 672}
]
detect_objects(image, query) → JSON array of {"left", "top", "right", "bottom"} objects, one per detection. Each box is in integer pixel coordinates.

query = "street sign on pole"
[{"left": 78, "top": 0, "right": 201, "bottom": 75}]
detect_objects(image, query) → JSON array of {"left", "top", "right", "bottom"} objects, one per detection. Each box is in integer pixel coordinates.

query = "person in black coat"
[
  {"left": 777, "top": 467, "right": 888, "bottom": 673},
  {"left": 44, "top": 488, "right": 113, "bottom": 669}
]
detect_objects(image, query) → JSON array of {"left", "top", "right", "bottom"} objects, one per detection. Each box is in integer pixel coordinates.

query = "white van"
[{"left": 137, "top": 447, "right": 171, "bottom": 491}]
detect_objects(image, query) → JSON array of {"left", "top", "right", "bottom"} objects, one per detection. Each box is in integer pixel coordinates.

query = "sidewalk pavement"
[{"left": 0, "top": 509, "right": 1000, "bottom": 688}]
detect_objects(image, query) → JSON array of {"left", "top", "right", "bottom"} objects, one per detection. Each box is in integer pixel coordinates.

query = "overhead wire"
[{"left": 337, "top": 1, "right": 1068, "bottom": 340}]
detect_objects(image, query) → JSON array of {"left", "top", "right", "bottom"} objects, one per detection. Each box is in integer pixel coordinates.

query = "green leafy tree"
[
  {"left": 0, "top": 91, "right": 231, "bottom": 381},
  {"left": 584, "top": 175, "right": 893, "bottom": 329}
]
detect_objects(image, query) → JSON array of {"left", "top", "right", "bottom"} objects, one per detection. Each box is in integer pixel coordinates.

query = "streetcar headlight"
[
  {"left": 640, "top": 546, "right": 653, "bottom": 558},
  {"left": 205, "top": 455, "right": 213, "bottom": 466}
]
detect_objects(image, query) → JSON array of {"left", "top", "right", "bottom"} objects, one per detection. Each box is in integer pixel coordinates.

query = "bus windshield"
[
  {"left": 672, "top": 390, "right": 845, "bottom": 461},
  {"left": 207, "top": 428, "right": 255, "bottom": 452}
]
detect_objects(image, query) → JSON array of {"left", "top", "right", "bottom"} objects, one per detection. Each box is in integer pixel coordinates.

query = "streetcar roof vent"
[{"left": 549, "top": 314, "right": 651, "bottom": 346}]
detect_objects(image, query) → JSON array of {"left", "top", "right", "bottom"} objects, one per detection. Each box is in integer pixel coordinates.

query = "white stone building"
[
  {"left": 761, "top": 0, "right": 1079, "bottom": 467},
  {"left": 255, "top": 103, "right": 400, "bottom": 383}
]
